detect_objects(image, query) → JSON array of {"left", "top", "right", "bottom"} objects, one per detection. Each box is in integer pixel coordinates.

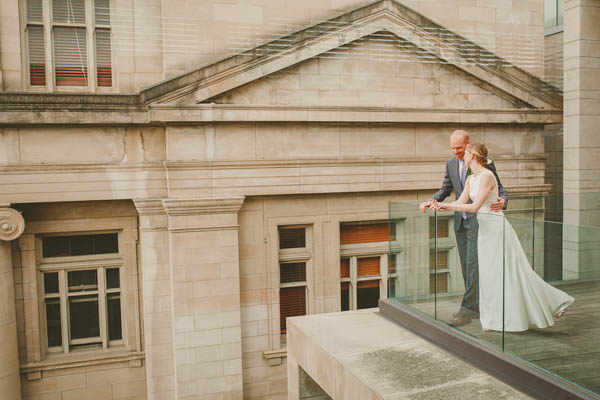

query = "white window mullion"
[
  {"left": 350, "top": 256, "right": 357, "bottom": 310},
  {"left": 58, "top": 269, "right": 69, "bottom": 354},
  {"left": 380, "top": 254, "right": 388, "bottom": 300},
  {"left": 42, "top": 0, "right": 54, "bottom": 90},
  {"left": 97, "top": 267, "right": 108, "bottom": 349},
  {"left": 85, "top": 0, "right": 95, "bottom": 91}
]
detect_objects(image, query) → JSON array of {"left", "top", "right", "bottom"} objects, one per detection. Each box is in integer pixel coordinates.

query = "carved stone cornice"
[
  {"left": 133, "top": 199, "right": 167, "bottom": 216},
  {"left": 162, "top": 197, "right": 245, "bottom": 216},
  {"left": 0, "top": 205, "right": 25, "bottom": 241}
]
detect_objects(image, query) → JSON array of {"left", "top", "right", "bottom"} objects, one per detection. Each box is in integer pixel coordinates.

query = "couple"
[{"left": 420, "top": 130, "right": 573, "bottom": 332}]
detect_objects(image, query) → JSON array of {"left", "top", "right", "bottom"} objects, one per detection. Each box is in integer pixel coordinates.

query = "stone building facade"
[{"left": 0, "top": 0, "right": 568, "bottom": 399}]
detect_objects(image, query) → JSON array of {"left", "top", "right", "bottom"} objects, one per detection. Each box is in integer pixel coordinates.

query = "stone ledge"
[{"left": 19, "top": 350, "right": 145, "bottom": 375}]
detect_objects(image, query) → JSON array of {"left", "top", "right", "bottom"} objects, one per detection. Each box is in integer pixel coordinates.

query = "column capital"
[
  {"left": 133, "top": 199, "right": 167, "bottom": 216},
  {"left": 0, "top": 205, "right": 25, "bottom": 241},
  {"left": 162, "top": 196, "right": 245, "bottom": 216}
]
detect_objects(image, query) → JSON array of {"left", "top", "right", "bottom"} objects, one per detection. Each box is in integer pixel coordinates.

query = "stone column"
[
  {"left": 134, "top": 199, "right": 176, "bottom": 400},
  {"left": 563, "top": 0, "right": 600, "bottom": 279},
  {"left": 162, "top": 197, "right": 245, "bottom": 399},
  {"left": 0, "top": 206, "right": 24, "bottom": 400}
]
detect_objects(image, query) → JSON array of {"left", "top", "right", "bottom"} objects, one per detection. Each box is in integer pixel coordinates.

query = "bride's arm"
[{"left": 437, "top": 174, "right": 494, "bottom": 213}]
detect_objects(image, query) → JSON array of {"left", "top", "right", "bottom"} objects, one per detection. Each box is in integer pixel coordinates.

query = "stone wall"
[{"left": 0, "top": 0, "right": 544, "bottom": 93}]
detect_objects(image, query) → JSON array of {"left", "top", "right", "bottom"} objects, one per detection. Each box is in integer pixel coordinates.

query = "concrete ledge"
[{"left": 286, "top": 308, "right": 532, "bottom": 399}]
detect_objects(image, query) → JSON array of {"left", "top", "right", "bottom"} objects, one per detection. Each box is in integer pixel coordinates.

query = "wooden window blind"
[
  {"left": 429, "top": 250, "right": 448, "bottom": 270},
  {"left": 279, "top": 286, "right": 305, "bottom": 334},
  {"left": 357, "top": 257, "right": 380, "bottom": 277},
  {"left": 279, "top": 227, "right": 305, "bottom": 249},
  {"left": 429, "top": 272, "right": 448, "bottom": 294},
  {"left": 340, "top": 258, "right": 350, "bottom": 278},
  {"left": 340, "top": 222, "right": 390, "bottom": 245},
  {"left": 280, "top": 262, "right": 306, "bottom": 284},
  {"left": 54, "top": 27, "right": 88, "bottom": 86},
  {"left": 388, "top": 255, "right": 396, "bottom": 274},
  {"left": 52, "top": 0, "right": 86, "bottom": 24},
  {"left": 28, "top": 26, "right": 46, "bottom": 85},
  {"left": 429, "top": 218, "right": 449, "bottom": 238},
  {"left": 94, "top": 0, "right": 110, "bottom": 24},
  {"left": 27, "top": 0, "right": 43, "bottom": 21},
  {"left": 95, "top": 29, "right": 111, "bottom": 86}
]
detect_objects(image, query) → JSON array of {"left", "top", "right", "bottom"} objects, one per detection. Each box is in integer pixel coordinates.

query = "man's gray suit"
[{"left": 432, "top": 157, "right": 508, "bottom": 317}]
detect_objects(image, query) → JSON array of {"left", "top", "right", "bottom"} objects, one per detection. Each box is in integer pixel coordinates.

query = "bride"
[{"left": 432, "top": 142, "right": 574, "bottom": 332}]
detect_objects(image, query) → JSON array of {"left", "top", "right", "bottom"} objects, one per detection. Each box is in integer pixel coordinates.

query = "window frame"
[
  {"left": 277, "top": 225, "right": 313, "bottom": 346},
  {"left": 37, "top": 236, "right": 124, "bottom": 357},
  {"left": 14, "top": 210, "right": 141, "bottom": 367},
  {"left": 339, "top": 220, "right": 393, "bottom": 311},
  {"left": 544, "top": 0, "right": 564, "bottom": 35},
  {"left": 20, "top": 0, "right": 116, "bottom": 92}
]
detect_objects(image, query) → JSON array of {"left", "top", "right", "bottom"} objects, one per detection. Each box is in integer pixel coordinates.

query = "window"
[
  {"left": 544, "top": 0, "right": 564, "bottom": 32},
  {"left": 430, "top": 250, "right": 449, "bottom": 294},
  {"left": 39, "top": 233, "right": 122, "bottom": 354},
  {"left": 429, "top": 216, "right": 454, "bottom": 295},
  {"left": 23, "top": 0, "right": 113, "bottom": 89},
  {"left": 278, "top": 226, "right": 311, "bottom": 339},
  {"left": 340, "top": 222, "right": 394, "bottom": 311}
]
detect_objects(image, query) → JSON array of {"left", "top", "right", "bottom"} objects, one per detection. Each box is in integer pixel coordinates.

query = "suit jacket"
[{"left": 432, "top": 157, "right": 508, "bottom": 230}]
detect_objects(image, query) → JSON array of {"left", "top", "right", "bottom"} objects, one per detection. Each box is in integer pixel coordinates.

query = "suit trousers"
[{"left": 455, "top": 215, "right": 479, "bottom": 316}]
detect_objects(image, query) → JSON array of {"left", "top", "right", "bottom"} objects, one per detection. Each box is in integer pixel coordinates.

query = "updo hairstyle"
[{"left": 466, "top": 142, "right": 488, "bottom": 165}]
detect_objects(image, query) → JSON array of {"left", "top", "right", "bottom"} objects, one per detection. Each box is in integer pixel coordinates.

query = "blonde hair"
[{"left": 466, "top": 142, "right": 488, "bottom": 165}]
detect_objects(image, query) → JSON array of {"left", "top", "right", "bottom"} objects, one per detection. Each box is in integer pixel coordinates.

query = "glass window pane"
[
  {"left": 95, "top": 0, "right": 110, "bottom": 25},
  {"left": 557, "top": 0, "right": 564, "bottom": 26},
  {"left": 68, "top": 270, "right": 98, "bottom": 292},
  {"left": 28, "top": 26, "right": 46, "bottom": 86},
  {"left": 42, "top": 236, "right": 70, "bottom": 258},
  {"left": 93, "top": 233, "right": 118, "bottom": 254},
  {"left": 44, "top": 272, "right": 59, "bottom": 294},
  {"left": 107, "top": 293, "right": 122, "bottom": 341},
  {"left": 43, "top": 234, "right": 118, "bottom": 257},
  {"left": 46, "top": 299, "right": 62, "bottom": 347},
  {"left": 27, "top": 0, "right": 43, "bottom": 22},
  {"left": 279, "top": 227, "right": 306, "bottom": 249},
  {"left": 340, "top": 258, "right": 350, "bottom": 278},
  {"left": 544, "top": 0, "right": 558, "bottom": 29},
  {"left": 52, "top": 0, "right": 85, "bottom": 24},
  {"left": 357, "top": 280, "right": 379, "bottom": 309},
  {"left": 69, "top": 234, "right": 94, "bottom": 255},
  {"left": 357, "top": 257, "right": 380, "bottom": 277},
  {"left": 106, "top": 268, "right": 120, "bottom": 289},
  {"left": 341, "top": 282, "right": 350, "bottom": 311},
  {"left": 340, "top": 222, "right": 389, "bottom": 245},
  {"left": 54, "top": 27, "right": 88, "bottom": 86},
  {"left": 69, "top": 295, "right": 100, "bottom": 340},
  {"left": 280, "top": 262, "right": 306, "bottom": 284},
  {"left": 95, "top": 29, "right": 112, "bottom": 87},
  {"left": 279, "top": 286, "right": 305, "bottom": 334}
]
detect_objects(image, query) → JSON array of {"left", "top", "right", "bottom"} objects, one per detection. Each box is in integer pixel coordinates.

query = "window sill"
[
  {"left": 263, "top": 348, "right": 287, "bottom": 366},
  {"left": 545, "top": 25, "right": 563, "bottom": 36},
  {"left": 20, "top": 350, "right": 144, "bottom": 378}
]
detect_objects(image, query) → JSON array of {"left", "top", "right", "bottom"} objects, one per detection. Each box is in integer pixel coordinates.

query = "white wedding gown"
[{"left": 470, "top": 170, "right": 574, "bottom": 332}]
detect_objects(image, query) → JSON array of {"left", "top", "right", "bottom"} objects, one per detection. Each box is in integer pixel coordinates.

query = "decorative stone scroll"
[{"left": 0, "top": 207, "right": 25, "bottom": 241}]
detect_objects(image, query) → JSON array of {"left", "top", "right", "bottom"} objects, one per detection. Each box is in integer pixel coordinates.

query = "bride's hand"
[{"left": 433, "top": 202, "right": 450, "bottom": 211}]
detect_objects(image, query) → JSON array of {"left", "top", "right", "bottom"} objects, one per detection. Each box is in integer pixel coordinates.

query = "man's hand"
[
  {"left": 490, "top": 197, "right": 505, "bottom": 212},
  {"left": 419, "top": 200, "right": 432, "bottom": 213}
]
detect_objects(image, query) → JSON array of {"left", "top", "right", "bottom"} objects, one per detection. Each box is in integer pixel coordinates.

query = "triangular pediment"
[{"left": 142, "top": 0, "right": 561, "bottom": 112}]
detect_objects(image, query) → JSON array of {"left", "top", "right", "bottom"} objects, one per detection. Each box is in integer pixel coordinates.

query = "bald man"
[{"left": 419, "top": 130, "right": 508, "bottom": 327}]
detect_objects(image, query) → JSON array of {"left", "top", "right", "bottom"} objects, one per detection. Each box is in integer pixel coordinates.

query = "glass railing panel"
[
  {"left": 502, "top": 216, "right": 600, "bottom": 396},
  {"left": 388, "top": 200, "right": 437, "bottom": 320},
  {"left": 442, "top": 209, "right": 505, "bottom": 349},
  {"left": 388, "top": 197, "right": 600, "bottom": 397}
]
